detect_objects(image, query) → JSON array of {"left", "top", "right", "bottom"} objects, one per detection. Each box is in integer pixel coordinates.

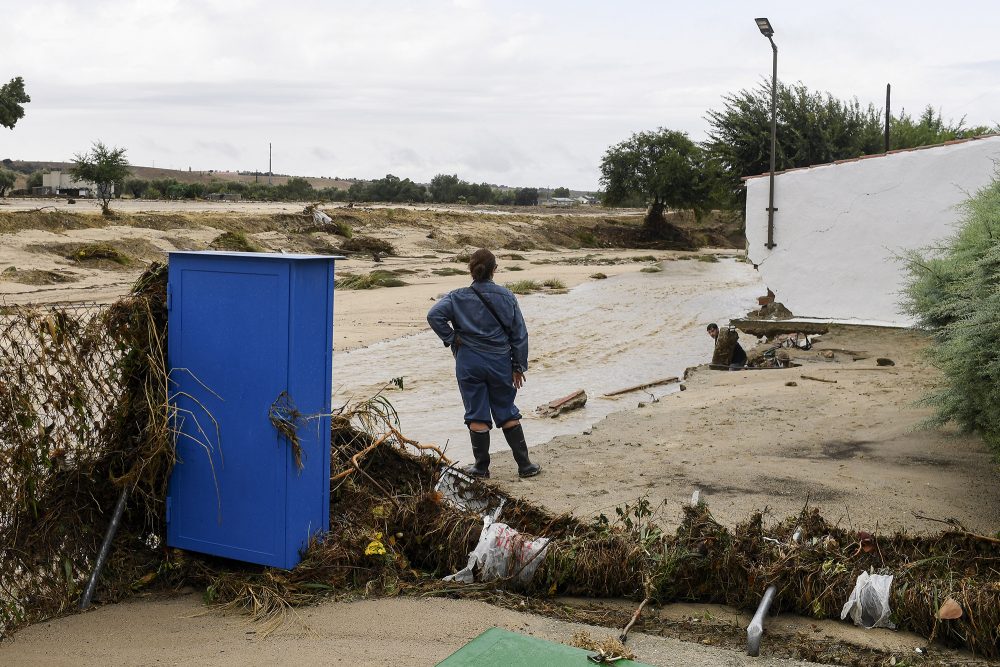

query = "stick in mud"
[
  {"left": 619, "top": 596, "right": 650, "bottom": 644},
  {"left": 800, "top": 375, "right": 837, "bottom": 384}
]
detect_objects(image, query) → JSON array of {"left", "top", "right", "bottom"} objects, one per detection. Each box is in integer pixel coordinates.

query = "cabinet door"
[{"left": 167, "top": 258, "right": 291, "bottom": 566}]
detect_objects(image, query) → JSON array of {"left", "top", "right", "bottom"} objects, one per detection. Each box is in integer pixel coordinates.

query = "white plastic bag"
[
  {"left": 444, "top": 516, "right": 550, "bottom": 588},
  {"left": 312, "top": 208, "right": 333, "bottom": 225},
  {"left": 840, "top": 572, "right": 895, "bottom": 629}
]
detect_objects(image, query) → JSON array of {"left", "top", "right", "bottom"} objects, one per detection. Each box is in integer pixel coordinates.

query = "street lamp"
[{"left": 755, "top": 17, "right": 778, "bottom": 249}]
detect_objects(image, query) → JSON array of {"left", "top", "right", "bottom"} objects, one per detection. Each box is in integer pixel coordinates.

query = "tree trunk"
[{"left": 644, "top": 200, "right": 667, "bottom": 235}]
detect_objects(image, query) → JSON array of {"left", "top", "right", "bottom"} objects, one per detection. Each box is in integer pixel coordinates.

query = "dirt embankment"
[{"left": 0, "top": 205, "right": 742, "bottom": 351}]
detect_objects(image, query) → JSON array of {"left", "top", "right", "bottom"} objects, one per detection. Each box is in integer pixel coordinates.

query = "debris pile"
[{"left": 2, "top": 268, "right": 999, "bottom": 659}]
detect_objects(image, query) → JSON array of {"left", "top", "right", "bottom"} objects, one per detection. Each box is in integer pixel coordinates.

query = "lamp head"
[{"left": 755, "top": 17, "right": 774, "bottom": 38}]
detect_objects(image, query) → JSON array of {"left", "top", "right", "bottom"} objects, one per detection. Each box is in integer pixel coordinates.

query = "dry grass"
[
  {"left": 335, "top": 271, "right": 407, "bottom": 290},
  {"left": 209, "top": 231, "right": 262, "bottom": 252},
  {"left": 67, "top": 242, "right": 133, "bottom": 266}
]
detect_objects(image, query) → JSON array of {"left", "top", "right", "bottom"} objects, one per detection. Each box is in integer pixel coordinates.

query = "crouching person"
[{"left": 427, "top": 248, "right": 541, "bottom": 479}]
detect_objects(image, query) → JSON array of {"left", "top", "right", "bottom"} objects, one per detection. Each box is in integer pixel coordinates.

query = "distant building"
[
  {"left": 40, "top": 170, "right": 110, "bottom": 197},
  {"left": 576, "top": 195, "right": 597, "bottom": 205},
  {"left": 204, "top": 193, "right": 242, "bottom": 202},
  {"left": 546, "top": 197, "right": 577, "bottom": 207}
]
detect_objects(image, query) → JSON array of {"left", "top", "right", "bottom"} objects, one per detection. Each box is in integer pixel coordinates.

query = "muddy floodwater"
[{"left": 332, "top": 258, "right": 764, "bottom": 463}]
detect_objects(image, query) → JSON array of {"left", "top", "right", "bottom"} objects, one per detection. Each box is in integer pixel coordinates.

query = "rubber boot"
[
  {"left": 464, "top": 428, "right": 491, "bottom": 478},
  {"left": 502, "top": 424, "right": 540, "bottom": 478}
]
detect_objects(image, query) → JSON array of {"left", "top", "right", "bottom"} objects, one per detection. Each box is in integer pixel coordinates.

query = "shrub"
[
  {"left": 590, "top": 272, "right": 608, "bottom": 279},
  {"left": 431, "top": 267, "right": 466, "bottom": 276},
  {"left": 66, "top": 243, "right": 132, "bottom": 265},
  {"left": 903, "top": 175, "right": 1000, "bottom": 454},
  {"left": 542, "top": 278, "right": 565, "bottom": 289},
  {"left": 341, "top": 236, "right": 396, "bottom": 256},
  {"left": 332, "top": 220, "right": 353, "bottom": 238},
  {"left": 336, "top": 271, "right": 407, "bottom": 289},
  {"left": 210, "top": 231, "right": 262, "bottom": 252},
  {"left": 506, "top": 265, "right": 524, "bottom": 271},
  {"left": 641, "top": 265, "right": 663, "bottom": 273},
  {"left": 506, "top": 279, "right": 541, "bottom": 294}
]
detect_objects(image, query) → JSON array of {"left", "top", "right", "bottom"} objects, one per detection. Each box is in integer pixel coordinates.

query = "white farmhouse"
[
  {"left": 744, "top": 135, "right": 1000, "bottom": 326},
  {"left": 40, "top": 170, "right": 110, "bottom": 197}
]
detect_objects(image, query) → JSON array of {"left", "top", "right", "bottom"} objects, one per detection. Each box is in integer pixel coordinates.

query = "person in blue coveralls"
[{"left": 427, "top": 248, "right": 541, "bottom": 479}]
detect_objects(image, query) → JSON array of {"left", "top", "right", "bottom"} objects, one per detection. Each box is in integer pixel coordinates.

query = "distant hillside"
[{"left": 1, "top": 159, "right": 353, "bottom": 191}]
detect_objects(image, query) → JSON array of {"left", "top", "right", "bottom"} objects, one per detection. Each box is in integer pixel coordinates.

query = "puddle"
[{"left": 332, "top": 259, "right": 765, "bottom": 463}]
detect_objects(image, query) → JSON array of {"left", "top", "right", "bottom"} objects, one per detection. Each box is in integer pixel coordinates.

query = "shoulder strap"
[{"left": 469, "top": 284, "right": 512, "bottom": 340}]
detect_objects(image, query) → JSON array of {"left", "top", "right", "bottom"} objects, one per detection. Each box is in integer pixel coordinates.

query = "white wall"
[
  {"left": 41, "top": 170, "right": 96, "bottom": 190},
  {"left": 745, "top": 136, "right": 1000, "bottom": 325}
]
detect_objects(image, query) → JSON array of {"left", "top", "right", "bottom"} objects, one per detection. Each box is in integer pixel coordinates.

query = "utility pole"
[
  {"left": 885, "top": 84, "right": 891, "bottom": 153},
  {"left": 268, "top": 143, "right": 272, "bottom": 186}
]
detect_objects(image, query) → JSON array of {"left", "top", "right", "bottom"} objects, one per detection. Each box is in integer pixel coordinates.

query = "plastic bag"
[
  {"left": 312, "top": 208, "right": 332, "bottom": 225},
  {"left": 840, "top": 572, "right": 895, "bottom": 629},
  {"left": 444, "top": 516, "right": 550, "bottom": 588}
]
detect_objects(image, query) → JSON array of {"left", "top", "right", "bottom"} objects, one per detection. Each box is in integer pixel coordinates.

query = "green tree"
[
  {"left": 704, "top": 80, "right": 993, "bottom": 204},
  {"left": 0, "top": 77, "right": 30, "bottom": 130},
  {"left": 513, "top": 187, "right": 538, "bottom": 206},
  {"left": 183, "top": 182, "right": 206, "bottom": 199},
  {"left": 552, "top": 187, "right": 570, "bottom": 198},
  {"left": 903, "top": 176, "right": 1000, "bottom": 455},
  {"left": 465, "top": 182, "right": 494, "bottom": 205},
  {"left": 0, "top": 168, "right": 16, "bottom": 197},
  {"left": 890, "top": 106, "right": 993, "bottom": 149},
  {"left": 430, "top": 174, "right": 461, "bottom": 202},
  {"left": 123, "top": 178, "right": 149, "bottom": 198},
  {"left": 70, "top": 141, "right": 130, "bottom": 215},
  {"left": 600, "top": 128, "right": 714, "bottom": 233},
  {"left": 26, "top": 171, "right": 43, "bottom": 190},
  {"left": 368, "top": 174, "right": 426, "bottom": 202},
  {"left": 280, "top": 176, "right": 314, "bottom": 200}
]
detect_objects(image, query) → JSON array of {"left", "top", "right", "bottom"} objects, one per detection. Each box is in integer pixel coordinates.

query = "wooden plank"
[
  {"left": 602, "top": 377, "right": 679, "bottom": 397},
  {"left": 730, "top": 318, "right": 831, "bottom": 337}
]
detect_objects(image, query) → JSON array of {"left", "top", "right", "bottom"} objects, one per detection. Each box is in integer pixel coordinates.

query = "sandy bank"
[{"left": 513, "top": 325, "right": 1000, "bottom": 534}]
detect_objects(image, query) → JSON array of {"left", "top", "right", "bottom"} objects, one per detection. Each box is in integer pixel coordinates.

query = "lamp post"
[{"left": 755, "top": 17, "right": 778, "bottom": 249}]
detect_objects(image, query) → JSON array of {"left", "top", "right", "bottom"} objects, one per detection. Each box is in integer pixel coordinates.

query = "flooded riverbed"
[{"left": 332, "top": 258, "right": 765, "bottom": 463}]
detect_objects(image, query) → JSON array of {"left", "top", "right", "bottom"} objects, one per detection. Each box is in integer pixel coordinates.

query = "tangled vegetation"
[{"left": 904, "top": 175, "right": 1000, "bottom": 455}]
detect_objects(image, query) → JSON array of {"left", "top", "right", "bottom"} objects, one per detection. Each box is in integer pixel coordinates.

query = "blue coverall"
[{"left": 427, "top": 279, "right": 529, "bottom": 427}]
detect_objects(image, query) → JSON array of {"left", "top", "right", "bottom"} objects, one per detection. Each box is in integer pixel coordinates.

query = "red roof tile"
[{"left": 742, "top": 133, "right": 1000, "bottom": 182}]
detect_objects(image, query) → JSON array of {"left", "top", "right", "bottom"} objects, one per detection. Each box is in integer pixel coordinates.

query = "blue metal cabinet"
[{"left": 165, "top": 251, "right": 340, "bottom": 569}]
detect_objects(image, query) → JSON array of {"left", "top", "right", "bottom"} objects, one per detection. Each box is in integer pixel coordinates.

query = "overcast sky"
[{"left": 2, "top": 0, "right": 998, "bottom": 190}]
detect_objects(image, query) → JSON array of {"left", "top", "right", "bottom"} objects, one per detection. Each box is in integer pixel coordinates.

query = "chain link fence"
[{"left": 1, "top": 268, "right": 170, "bottom": 639}]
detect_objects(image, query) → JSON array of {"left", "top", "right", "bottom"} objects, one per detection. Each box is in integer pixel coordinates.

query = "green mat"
[{"left": 437, "top": 627, "right": 652, "bottom": 666}]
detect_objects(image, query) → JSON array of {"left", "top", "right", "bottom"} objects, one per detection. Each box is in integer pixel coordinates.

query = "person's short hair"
[
  {"left": 707, "top": 323, "right": 719, "bottom": 332},
  {"left": 469, "top": 248, "right": 497, "bottom": 282}
]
